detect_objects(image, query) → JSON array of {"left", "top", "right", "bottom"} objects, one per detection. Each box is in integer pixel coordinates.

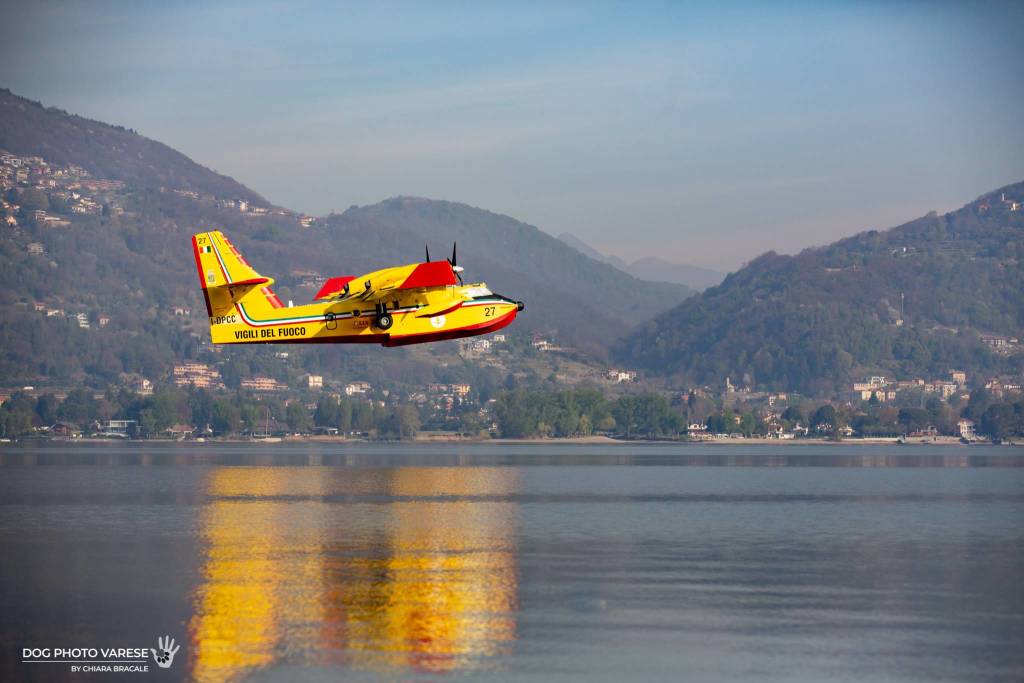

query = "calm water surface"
[{"left": 1, "top": 443, "right": 1022, "bottom": 682}]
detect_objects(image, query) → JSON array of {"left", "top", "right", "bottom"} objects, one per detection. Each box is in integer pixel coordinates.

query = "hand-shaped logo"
[{"left": 151, "top": 635, "right": 180, "bottom": 669}]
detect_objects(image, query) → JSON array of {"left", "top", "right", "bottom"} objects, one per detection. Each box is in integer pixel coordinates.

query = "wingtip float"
[{"left": 192, "top": 230, "right": 523, "bottom": 347}]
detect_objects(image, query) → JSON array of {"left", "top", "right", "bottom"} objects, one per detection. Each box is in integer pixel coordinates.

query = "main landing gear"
[{"left": 374, "top": 303, "right": 393, "bottom": 331}]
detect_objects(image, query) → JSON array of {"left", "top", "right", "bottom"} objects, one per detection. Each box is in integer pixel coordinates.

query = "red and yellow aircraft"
[{"left": 192, "top": 230, "right": 523, "bottom": 346}]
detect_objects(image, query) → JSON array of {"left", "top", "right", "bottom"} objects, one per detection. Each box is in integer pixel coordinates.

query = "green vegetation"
[
  {"left": 312, "top": 394, "right": 418, "bottom": 439},
  {"left": 1, "top": 85, "right": 1022, "bottom": 420},
  {"left": 493, "top": 387, "right": 617, "bottom": 438},
  {"left": 617, "top": 186, "right": 1024, "bottom": 394},
  {"left": 3, "top": 382, "right": 1022, "bottom": 442},
  {"left": 0, "top": 89, "right": 267, "bottom": 203},
  {"left": 0, "top": 386, "right": 428, "bottom": 440},
  {"left": 0, "top": 86, "right": 693, "bottom": 392},
  {"left": 318, "top": 197, "right": 692, "bottom": 354}
]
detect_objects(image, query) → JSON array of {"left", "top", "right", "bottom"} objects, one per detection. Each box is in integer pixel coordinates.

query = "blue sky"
[{"left": 2, "top": 1, "right": 1022, "bottom": 269}]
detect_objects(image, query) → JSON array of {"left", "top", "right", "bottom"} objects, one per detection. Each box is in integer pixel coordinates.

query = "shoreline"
[
  {"left": 488, "top": 436, "right": 1015, "bottom": 446},
  {"left": 3, "top": 435, "right": 1019, "bottom": 447}
]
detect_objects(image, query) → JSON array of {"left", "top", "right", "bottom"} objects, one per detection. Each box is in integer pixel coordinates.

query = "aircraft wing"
[
  {"left": 314, "top": 276, "right": 356, "bottom": 300},
  {"left": 326, "top": 261, "right": 458, "bottom": 302}
]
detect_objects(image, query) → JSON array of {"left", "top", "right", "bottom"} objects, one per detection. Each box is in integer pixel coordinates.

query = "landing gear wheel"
[{"left": 375, "top": 313, "right": 393, "bottom": 331}]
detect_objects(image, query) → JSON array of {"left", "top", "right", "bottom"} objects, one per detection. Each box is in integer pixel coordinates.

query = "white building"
[
  {"left": 606, "top": 369, "right": 637, "bottom": 383},
  {"left": 344, "top": 381, "right": 371, "bottom": 396}
]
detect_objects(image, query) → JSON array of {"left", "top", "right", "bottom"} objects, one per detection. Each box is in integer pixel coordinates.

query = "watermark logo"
[
  {"left": 22, "top": 635, "right": 182, "bottom": 674},
  {"left": 152, "top": 635, "right": 180, "bottom": 669}
]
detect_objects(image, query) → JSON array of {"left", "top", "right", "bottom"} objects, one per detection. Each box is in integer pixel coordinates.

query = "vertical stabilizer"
[{"left": 191, "top": 230, "right": 280, "bottom": 322}]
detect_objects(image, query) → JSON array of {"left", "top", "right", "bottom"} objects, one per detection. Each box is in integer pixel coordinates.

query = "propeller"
[
  {"left": 447, "top": 242, "right": 464, "bottom": 284},
  {"left": 425, "top": 244, "right": 431, "bottom": 262}
]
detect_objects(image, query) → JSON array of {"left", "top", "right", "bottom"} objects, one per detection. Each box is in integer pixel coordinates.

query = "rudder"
[{"left": 191, "top": 230, "right": 277, "bottom": 319}]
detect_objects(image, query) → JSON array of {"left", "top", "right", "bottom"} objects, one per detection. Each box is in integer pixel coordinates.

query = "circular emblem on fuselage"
[{"left": 430, "top": 315, "right": 446, "bottom": 328}]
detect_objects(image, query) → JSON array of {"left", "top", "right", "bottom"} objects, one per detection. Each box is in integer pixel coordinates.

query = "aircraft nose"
[{"left": 516, "top": 301, "right": 525, "bottom": 311}]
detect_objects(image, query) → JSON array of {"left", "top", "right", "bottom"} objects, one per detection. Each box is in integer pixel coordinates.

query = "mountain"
[
  {"left": 557, "top": 231, "right": 628, "bottom": 269},
  {"left": 318, "top": 200, "right": 693, "bottom": 353},
  {"left": 616, "top": 185, "right": 1024, "bottom": 395},
  {"left": 0, "top": 88, "right": 268, "bottom": 205},
  {"left": 557, "top": 231, "right": 724, "bottom": 290},
  {"left": 0, "top": 88, "right": 692, "bottom": 388},
  {"left": 626, "top": 256, "right": 725, "bottom": 291}
]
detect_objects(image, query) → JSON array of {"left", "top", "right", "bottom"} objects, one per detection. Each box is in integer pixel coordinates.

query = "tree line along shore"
[{"left": 1, "top": 384, "right": 1022, "bottom": 444}]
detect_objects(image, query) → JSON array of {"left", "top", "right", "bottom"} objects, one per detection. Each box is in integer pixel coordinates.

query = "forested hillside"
[
  {"left": 0, "top": 89, "right": 268, "bottom": 205},
  {"left": 616, "top": 184, "right": 1024, "bottom": 395},
  {"left": 0, "top": 89, "right": 691, "bottom": 389},
  {"left": 4, "top": 86, "right": 1021, "bottom": 399},
  {"left": 318, "top": 198, "right": 693, "bottom": 352}
]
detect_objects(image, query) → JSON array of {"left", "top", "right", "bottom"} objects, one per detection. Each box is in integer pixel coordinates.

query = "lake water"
[{"left": 1, "top": 443, "right": 1022, "bottom": 682}]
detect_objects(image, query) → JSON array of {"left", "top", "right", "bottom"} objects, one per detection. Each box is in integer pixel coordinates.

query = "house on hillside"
[
  {"left": 606, "top": 369, "right": 637, "bottom": 383},
  {"left": 173, "top": 363, "right": 221, "bottom": 389},
  {"left": 240, "top": 376, "right": 288, "bottom": 392},
  {"left": 344, "top": 381, "right": 371, "bottom": 396}
]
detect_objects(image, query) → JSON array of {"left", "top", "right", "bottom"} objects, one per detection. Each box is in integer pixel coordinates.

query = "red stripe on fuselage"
[
  {"left": 221, "top": 308, "right": 516, "bottom": 345},
  {"left": 383, "top": 309, "right": 516, "bottom": 347},
  {"left": 414, "top": 301, "right": 463, "bottom": 318}
]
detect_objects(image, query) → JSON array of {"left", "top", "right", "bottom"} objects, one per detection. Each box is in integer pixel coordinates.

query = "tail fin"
[{"left": 192, "top": 230, "right": 280, "bottom": 317}]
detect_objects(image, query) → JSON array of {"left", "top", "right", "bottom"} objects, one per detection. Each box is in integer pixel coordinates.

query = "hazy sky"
[{"left": 2, "top": 1, "right": 1022, "bottom": 270}]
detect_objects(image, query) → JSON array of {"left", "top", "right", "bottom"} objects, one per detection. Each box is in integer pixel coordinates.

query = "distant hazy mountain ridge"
[{"left": 557, "top": 232, "right": 725, "bottom": 290}]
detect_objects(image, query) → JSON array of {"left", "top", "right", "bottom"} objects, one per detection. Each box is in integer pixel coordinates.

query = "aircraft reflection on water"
[{"left": 188, "top": 467, "right": 519, "bottom": 681}]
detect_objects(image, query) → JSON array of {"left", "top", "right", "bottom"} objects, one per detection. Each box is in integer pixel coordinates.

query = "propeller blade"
[
  {"left": 448, "top": 242, "right": 462, "bottom": 283},
  {"left": 425, "top": 244, "right": 430, "bottom": 262}
]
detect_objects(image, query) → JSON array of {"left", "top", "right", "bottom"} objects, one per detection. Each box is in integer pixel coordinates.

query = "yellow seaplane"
[{"left": 192, "top": 230, "right": 523, "bottom": 346}]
